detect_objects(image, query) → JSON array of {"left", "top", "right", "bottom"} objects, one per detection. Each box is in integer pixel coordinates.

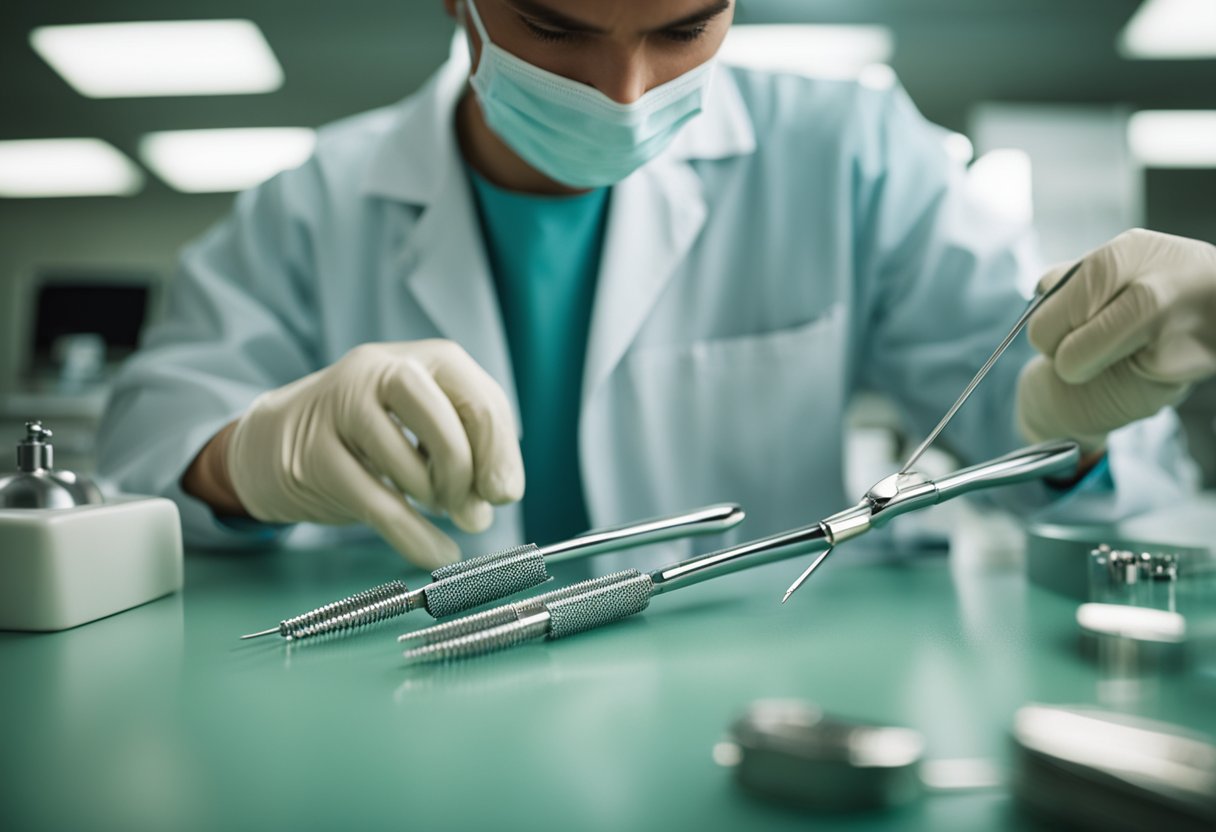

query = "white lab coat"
[{"left": 97, "top": 51, "right": 1196, "bottom": 570}]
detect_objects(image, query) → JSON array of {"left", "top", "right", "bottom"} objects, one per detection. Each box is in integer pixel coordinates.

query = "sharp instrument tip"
[
  {"left": 239, "top": 626, "right": 281, "bottom": 640},
  {"left": 781, "top": 547, "right": 833, "bottom": 604}
]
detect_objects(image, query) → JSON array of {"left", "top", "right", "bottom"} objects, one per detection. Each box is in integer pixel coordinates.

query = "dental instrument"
[
  {"left": 398, "top": 440, "right": 1080, "bottom": 664},
  {"left": 781, "top": 260, "right": 1085, "bottom": 601},
  {"left": 238, "top": 502, "right": 743, "bottom": 641},
  {"left": 899, "top": 260, "right": 1084, "bottom": 476}
]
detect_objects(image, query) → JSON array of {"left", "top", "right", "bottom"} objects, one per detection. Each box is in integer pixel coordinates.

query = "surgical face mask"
[{"left": 461, "top": 0, "right": 715, "bottom": 188}]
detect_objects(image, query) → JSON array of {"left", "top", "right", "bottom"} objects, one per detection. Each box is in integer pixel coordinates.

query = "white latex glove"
[
  {"left": 226, "top": 340, "right": 524, "bottom": 568},
  {"left": 1017, "top": 228, "right": 1216, "bottom": 451}
]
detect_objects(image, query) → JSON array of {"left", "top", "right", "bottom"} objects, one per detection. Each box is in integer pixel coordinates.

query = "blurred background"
[{"left": 0, "top": 0, "right": 1213, "bottom": 482}]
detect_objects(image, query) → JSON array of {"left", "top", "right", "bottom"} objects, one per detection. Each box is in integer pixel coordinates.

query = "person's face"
[{"left": 446, "top": 0, "right": 735, "bottom": 104}]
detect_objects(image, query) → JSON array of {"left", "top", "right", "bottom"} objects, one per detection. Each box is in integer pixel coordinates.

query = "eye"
[
  {"left": 520, "top": 16, "right": 574, "bottom": 43},
  {"left": 660, "top": 23, "right": 710, "bottom": 44}
]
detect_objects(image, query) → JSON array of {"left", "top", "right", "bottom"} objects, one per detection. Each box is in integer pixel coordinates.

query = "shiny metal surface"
[
  {"left": 239, "top": 503, "right": 743, "bottom": 641},
  {"left": 928, "top": 440, "right": 1081, "bottom": 501},
  {"left": 0, "top": 420, "right": 104, "bottom": 509},
  {"left": 1012, "top": 704, "right": 1216, "bottom": 829},
  {"left": 538, "top": 502, "right": 745, "bottom": 563},
  {"left": 0, "top": 470, "right": 80, "bottom": 510},
  {"left": 17, "top": 420, "right": 54, "bottom": 470},
  {"left": 399, "top": 572, "right": 636, "bottom": 648},
  {"left": 401, "top": 571, "right": 654, "bottom": 664},
  {"left": 1091, "top": 545, "right": 1181, "bottom": 587},
  {"left": 241, "top": 580, "right": 413, "bottom": 641},
  {"left": 898, "top": 261, "right": 1084, "bottom": 475},
  {"left": 651, "top": 523, "right": 832, "bottom": 594},
  {"left": 1027, "top": 496, "right": 1216, "bottom": 600},
  {"left": 781, "top": 441, "right": 1081, "bottom": 600},
  {"left": 780, "top": 547, "right": 834, "bottom": 604},
  {"left": 725, "top": 699, "right": 927, "bottom": 810},
  {"left": 404, "top": 442, "right": 1086, "bottom": 662}
]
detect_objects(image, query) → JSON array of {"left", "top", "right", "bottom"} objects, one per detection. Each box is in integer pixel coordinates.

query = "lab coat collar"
[
  {"left": 361, "top": 47, "right": 470, "bottom": 205},
  {"left": 361, "top": 48, "right": 757, "bottom": 205}
]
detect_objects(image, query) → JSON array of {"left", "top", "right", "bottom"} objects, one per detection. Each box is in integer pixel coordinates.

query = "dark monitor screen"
[{"left": 30, "top": 279, "right": 152, "bottom": 366}]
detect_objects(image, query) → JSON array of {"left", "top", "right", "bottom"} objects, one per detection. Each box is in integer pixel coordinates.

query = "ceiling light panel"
[
  {"left": 0, "top": 138, "right": 143, "bottom": 198},
  {"left": 1118, "top": 0, "right": 1216, "bottom": 59},
  {"left": 30, "top": 20, "right": 283, "bottom": 98},
  {"left": 1128, "top": 110, "right": 1216, "bottom": 167},
  {"left": 139, "top": 128, "right": 316, "bottom": 193}
]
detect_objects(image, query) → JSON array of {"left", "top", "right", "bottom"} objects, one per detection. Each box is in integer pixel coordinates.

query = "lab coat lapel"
[
  {"left": 363, "top": 49, "right": 518, "bottom": 424},
  {"left": 581, "top": 161, "right": 706, "bottom": 407},
  {"left": 580, "top": 64, "right": 755, "bottom": 407}
]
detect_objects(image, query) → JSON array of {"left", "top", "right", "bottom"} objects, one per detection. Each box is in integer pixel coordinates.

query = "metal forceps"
[
  {"left": 782, "top": 259, "right": 1086, "bottom": 600},
  {"left": 398, "top": 440, "right": 1079, "bottom": 664},
  {"left": 239, "top": 502, "right": 744, "bottom": 642}
]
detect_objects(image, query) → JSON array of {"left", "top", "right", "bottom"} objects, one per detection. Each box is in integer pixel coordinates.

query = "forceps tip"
[
  {"left": 781, "top": 547, "right": 834, "bottom": 604},
  {"left": 239, "top": 626, "right": 280, "bottom": 640}
]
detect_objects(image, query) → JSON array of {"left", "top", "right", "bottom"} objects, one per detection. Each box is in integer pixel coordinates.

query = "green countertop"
[{"left": 3, "top": 540, "right": 1214, "bottom": 831}]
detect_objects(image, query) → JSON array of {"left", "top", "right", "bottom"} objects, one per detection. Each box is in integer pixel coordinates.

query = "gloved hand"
[
  {"left": 225, "top": 340, "right": 524, "bottom": 568},
  {"left": 1017, "top": 228, "right": 1216, "bottom": 451}
]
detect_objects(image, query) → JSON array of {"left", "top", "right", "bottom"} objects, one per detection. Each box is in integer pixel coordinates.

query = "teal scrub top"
[{"left": 467, "top": 166, "right": 610, "bottom": 544}]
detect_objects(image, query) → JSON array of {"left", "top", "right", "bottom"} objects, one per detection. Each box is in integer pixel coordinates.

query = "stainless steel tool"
[
  {"left": 399, "top": 440, "right": 1080, "bottom": 664},
  {"left": 0, "top": 421, "right": 103, "bottom": 509},
  {"left": 1012, "top": 704, "right": 1216, "bottom": 830},
  {"left": 781, "top": 259, "right": 1085, "bottom": 602},
  {"left": 717, "top": 699, "right": 1216, "bottom": 826},
  {"left": 715, "top": 699, "right": 1001, "bottom": 811},
  {"left": 899, "top": 260, "right": 1083, "bottom": 476},
  {"left": 239, "top": 502, "right": 744, "bottom": 641}
]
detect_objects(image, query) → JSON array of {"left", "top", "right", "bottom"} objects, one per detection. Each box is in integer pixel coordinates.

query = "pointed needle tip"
[
  {"left": 239, "top": 626, "right": 281, "bottom": 640},
  {"left": 781, "top": 546, "right": 834, "bottom": 605}
]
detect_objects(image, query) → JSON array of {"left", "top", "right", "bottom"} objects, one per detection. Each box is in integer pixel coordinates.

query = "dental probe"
[
  {"left": 399, "top": 441, "right": 1079, "bottom": 664},
  {"left": 239, "top": 502, "right": 744, "bottom": 641},
  {"left": 783, "top": 261, "right": 1085, "bottom": 602},
  {"left": 898, "top": 259, "right": 1084, "bottom": 476}
]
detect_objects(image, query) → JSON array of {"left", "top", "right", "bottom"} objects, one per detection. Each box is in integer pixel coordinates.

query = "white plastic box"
[{"left": 0, "top": 494, "right": 182, "bottom": 631}]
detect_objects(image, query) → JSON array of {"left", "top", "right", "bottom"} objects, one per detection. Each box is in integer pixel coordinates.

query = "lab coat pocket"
[{"left": 588, "top": 304, "right": 847, "bottom": 549}]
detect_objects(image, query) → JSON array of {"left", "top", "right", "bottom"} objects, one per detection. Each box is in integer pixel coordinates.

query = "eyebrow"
[{"left": 506, "top": 0, "right": 732, "bottom": 35}]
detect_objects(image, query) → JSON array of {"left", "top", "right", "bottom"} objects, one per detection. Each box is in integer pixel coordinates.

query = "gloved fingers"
[
  {"left": 1015, "top": 356, "right": 1109, "bottom": 452},
  {"left": 1075, "top": 360, "right": 1190, "bottom": 432},
  {"left": 351, "top": 407, "right": 436, "bottom": 508},
  {"left": 1028, "top": 256, "right": 1114, "bottom": 358},
  {"left": 458, "top": 394, "right": 524, "bottom": 505},
  {"left": 1053, "top": 279, "right": 1158, "bottom": 384},
  {"left": 1016, "top": 354, "right": 1188, "bottom": 453},
  {"left": 449, "top": 494, "right": 494, "bottom": 534},
  {"left": 320, "top": 443, "right": 461, "bottom": 569},
  {"left": 1034, "top": 260, "right": 1077, "bottom": 295},
  {"left": 424, "top": 344, "right": 525, "bottom": 505},
  {"left": 378, "top": 357, "right": 476, "bottom": 516}
]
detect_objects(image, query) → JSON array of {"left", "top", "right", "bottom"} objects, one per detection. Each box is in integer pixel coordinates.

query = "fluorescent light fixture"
[
  {"left": 1118, "top": 0, "right": 1216, "bottom": 59},
  {"left": 30, "top": 20, "right": 283, "bottom": 98},
  {"left": 0, "top": 138, "right": 143, "bottom": 198},
  {"left": 719, "top": 24, "right": 894, "bottom": 79},
  {"left": 139, "top": 128, "right": 316, "bottom": 193},
  {"left": 966, "top": 149, "right": 1034, "bottom": 225},
  {"left": 1128, "top": 110, "right": 1216, "bottom": 167},
  {"left": 942, "top": 132, "right": 975, "bottom": 166}
]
